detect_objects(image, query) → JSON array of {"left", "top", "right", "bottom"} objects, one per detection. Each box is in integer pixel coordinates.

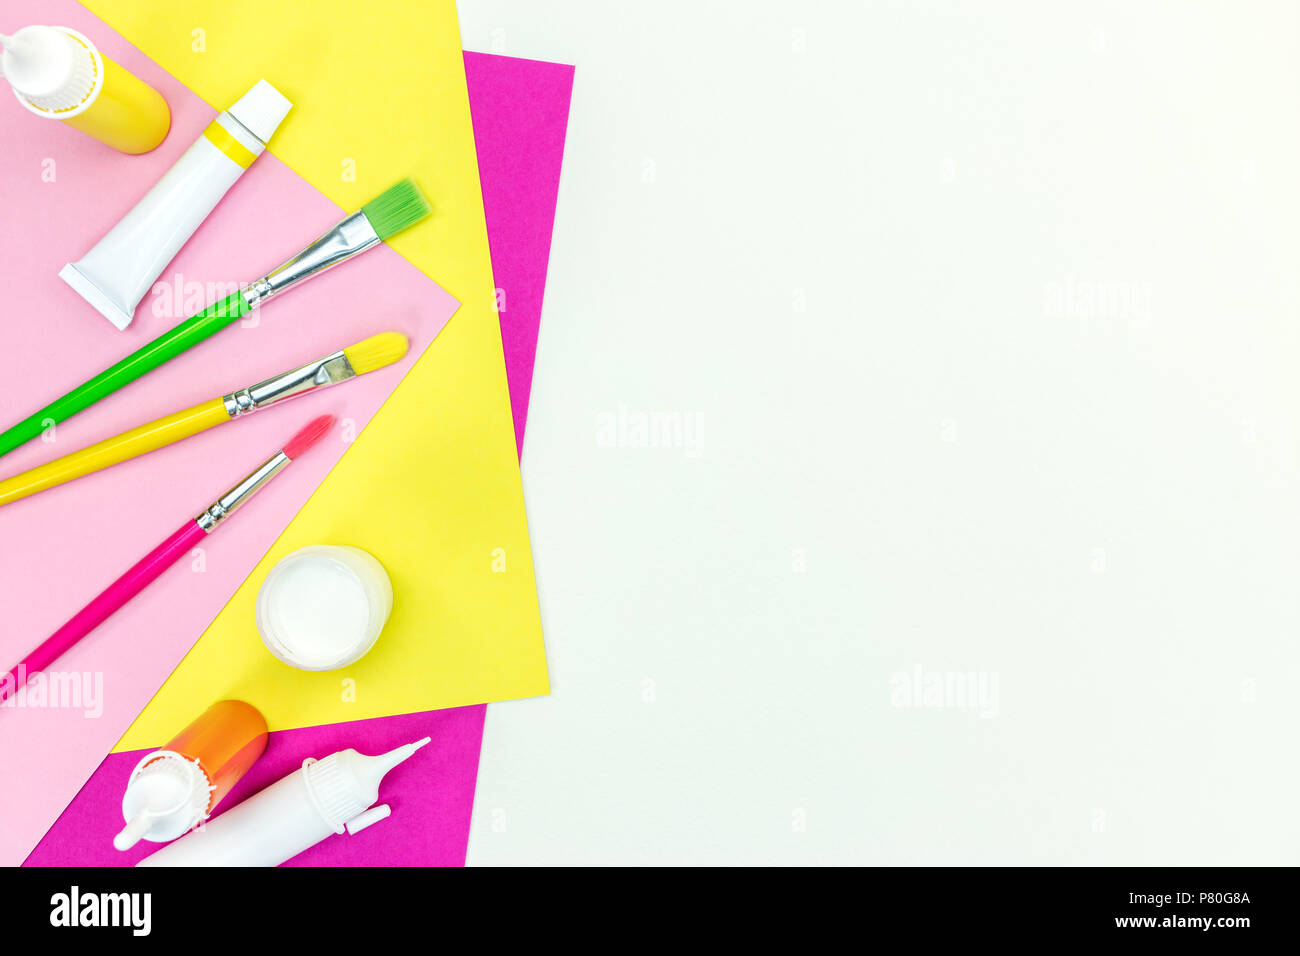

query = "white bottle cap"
[
  {"left": 115, "top": 750, "right": 213, "bottom": 851},
  {"left": 345, "top": 804, "right": 392, "bottom": 835},
  {"left": 256, "top": 545, "right": 393, "bottom": 671},
  {"left": 302, "top": 738, "right": 430, "bottom": 833},
  {"left": 226, "top": 79, "right": 292, "bottom": 144},
  {"left": 0, "top": 25, "right": 101, "bottom": 115}
]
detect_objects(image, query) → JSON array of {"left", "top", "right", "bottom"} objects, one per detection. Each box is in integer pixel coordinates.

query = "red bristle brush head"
[{"left": 284, "top": 415, "right": 335, "bottom": 459}]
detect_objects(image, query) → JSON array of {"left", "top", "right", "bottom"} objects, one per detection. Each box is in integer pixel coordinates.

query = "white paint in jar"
[{"left": 255, "top": 545, "right": 393, "bottom": 670}]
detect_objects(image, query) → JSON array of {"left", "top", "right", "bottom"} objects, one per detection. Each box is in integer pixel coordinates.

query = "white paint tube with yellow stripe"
[{"left": 59, "top": 79, "right": 292, "bottom": 331}]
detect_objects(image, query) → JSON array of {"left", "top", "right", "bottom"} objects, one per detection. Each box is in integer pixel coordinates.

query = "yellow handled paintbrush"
[{"left": 0, "top": 332, "right": 408, "bottom": 507}]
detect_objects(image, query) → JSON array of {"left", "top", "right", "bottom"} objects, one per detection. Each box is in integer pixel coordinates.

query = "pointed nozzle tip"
[
  {"left": 394, "top": 735, "right": 432, "bottom": 760},
  {"left": 113, "top": 815, "right": 150, "bottom": 852},
  {"left": 373, "top": 736, "right": 432, "bottom": 775},
  {"left": 0, "top": 29, "right": 32, "bottom": 56}
]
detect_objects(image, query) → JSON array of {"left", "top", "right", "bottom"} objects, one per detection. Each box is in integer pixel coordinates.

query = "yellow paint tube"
[{"left": 0, "top": 24, "right": 169, "bottom": 154}]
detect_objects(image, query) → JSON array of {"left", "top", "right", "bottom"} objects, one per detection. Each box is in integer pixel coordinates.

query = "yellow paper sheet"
[{"left": 80, "top": 0, "right": 550, "bottom": 749}]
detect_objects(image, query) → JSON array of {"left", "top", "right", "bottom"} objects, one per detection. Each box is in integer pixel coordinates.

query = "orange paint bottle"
[{"left": 114, "top": 700, "right": 268, "bottom": 851}]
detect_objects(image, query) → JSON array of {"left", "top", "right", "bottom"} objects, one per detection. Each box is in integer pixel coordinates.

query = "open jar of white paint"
[{"left": 255, "top": 545, "right": 393, "bottom": 670}]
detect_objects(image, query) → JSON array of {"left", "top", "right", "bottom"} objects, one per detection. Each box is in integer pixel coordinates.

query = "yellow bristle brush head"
[{"left": 343, "top": 332, "right": 410, "bottom": 375}]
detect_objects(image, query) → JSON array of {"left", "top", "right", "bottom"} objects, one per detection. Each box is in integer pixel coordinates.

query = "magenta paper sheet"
[{"left": 24, "top": 51, "right": 575, "bottom": 867}]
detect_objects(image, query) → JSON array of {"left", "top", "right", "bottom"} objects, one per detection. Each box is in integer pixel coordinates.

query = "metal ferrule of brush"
[
  {"left": 241, "top": 210, "right": 381, "bottom": 309},
  {"left": 222, "top": 351, "right": 357, "bottom": 417},
  {"left": 195, "top": 452, "right": 290, "bottom": 533}
]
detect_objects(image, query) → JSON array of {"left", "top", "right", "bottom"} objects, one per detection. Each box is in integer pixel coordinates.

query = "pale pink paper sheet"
[{"left": 0, "top": 0, "right": 459, "bottom": 866}]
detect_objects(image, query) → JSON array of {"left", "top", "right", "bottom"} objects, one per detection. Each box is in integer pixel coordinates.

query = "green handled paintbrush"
[{"left": 0, "top": 179, "right": 430, "bottom": 459}]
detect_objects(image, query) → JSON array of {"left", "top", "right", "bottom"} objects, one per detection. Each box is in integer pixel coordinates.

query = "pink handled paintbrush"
[{"left": 0, "top": 414, "right": 335, "bottom": 703}]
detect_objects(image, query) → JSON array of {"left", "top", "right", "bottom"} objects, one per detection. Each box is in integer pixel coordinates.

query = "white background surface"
[{"left": 458, "top": 0, "right": 1300, "bottom": 864}]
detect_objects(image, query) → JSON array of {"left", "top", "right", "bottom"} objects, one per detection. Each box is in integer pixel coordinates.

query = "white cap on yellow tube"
[{"left": 1, "top": 25, "right": 101, "bottom": 115}]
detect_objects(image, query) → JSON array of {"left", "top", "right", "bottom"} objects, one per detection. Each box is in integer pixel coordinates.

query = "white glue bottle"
[{"left": 136, "top": 737, "right": 430, "bottom": 867}]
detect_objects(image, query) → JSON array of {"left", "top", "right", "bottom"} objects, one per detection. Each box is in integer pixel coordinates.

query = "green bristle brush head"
[{"left": 360, "top": 178, "right": 433, "bottom": 241}]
